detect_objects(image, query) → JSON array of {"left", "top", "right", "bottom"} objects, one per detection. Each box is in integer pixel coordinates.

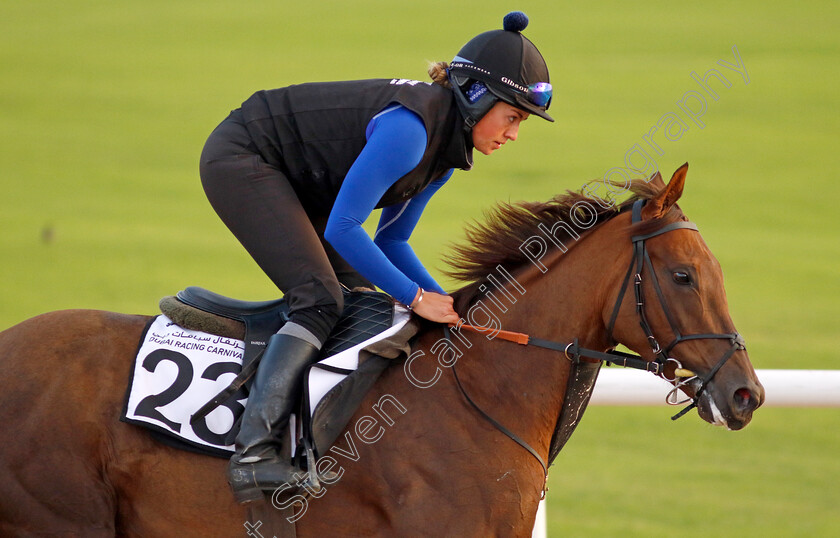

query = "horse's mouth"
[
  {"left": 694, "top": 383, "right": 754, "bottom": 431},
  {"left": 697, "top": 395, "right": 744, "bottom": 430}
]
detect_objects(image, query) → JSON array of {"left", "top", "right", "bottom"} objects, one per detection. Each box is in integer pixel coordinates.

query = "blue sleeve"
[
  {"left": 373, "top": 172, "right": 453, "bottom": 295},
  {"left": 324, "top": 105, "right": 435, "bottom": 306}
]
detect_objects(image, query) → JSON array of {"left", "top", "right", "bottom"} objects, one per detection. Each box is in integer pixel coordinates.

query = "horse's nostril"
[{"left": 734, "top": 387, "right": 753, "bottom": 411}]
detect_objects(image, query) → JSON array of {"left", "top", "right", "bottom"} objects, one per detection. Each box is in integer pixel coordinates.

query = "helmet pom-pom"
[{"left": 503, "top": 11, "right": 529, "bottom": 33}]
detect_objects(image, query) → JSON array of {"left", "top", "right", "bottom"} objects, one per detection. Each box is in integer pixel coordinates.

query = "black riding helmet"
[{"left": 449, "top": 11, "right": 553, "bottom": 129}]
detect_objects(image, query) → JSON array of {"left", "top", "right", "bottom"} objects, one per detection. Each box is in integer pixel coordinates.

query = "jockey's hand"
[{"left": 410, "top": 289, "right": 460, "bottom": 324}]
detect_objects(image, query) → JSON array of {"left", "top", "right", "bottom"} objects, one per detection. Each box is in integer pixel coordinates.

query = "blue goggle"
[{"left": 527, "top": 82, "right": 553, "bottom": 107}]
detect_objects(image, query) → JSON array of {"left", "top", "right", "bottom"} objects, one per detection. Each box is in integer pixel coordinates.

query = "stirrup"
[{"left": 228, "top": 458, "right": 303, "bottom": 504}]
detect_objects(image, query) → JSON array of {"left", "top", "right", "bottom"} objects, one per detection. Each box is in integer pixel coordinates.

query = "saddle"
[
  {"left": 155, "top": 286, "right": 410, "bottom": 459},
  {"left": 162, "top": 286, "right": 397, "bottom": 364}
]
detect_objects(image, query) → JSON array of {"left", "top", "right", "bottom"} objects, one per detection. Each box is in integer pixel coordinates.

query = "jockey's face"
[{"left": 471, "top": 101, "right": 529, "bottom": 156}]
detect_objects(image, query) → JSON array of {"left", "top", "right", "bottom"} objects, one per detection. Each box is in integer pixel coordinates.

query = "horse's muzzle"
[{"left": 697, "top": 378, "right": 765, "bottom": 430}]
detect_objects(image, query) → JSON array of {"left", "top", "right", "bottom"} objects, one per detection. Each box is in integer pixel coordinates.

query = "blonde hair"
[{"left": 427, "top": 61, "right": 452, "bottom": 88}]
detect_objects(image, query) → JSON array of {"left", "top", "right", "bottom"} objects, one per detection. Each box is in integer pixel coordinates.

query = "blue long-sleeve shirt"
[{"left": 323, "top": 105, "right": 451, "bottom": 305}]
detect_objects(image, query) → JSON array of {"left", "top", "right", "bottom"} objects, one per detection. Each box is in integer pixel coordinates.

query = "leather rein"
[{"left": 445, "top": 199, "right": 745, "bottom": 482}]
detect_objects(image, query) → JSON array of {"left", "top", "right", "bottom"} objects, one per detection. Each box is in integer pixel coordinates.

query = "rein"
[{"left": 445, "top": 199, "right": 745, "bottom": 484}]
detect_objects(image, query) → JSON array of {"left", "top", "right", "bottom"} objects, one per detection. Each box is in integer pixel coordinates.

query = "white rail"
[{"left": 590, "top": 369, "right": 840, "bottom": 407}]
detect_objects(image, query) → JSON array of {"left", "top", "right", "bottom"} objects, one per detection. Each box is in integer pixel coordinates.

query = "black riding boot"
[{"left": 227, "top": 332, "right": 319, "bottom": 503}]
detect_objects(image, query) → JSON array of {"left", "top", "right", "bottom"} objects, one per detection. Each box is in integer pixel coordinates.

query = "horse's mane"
[{"left": 444, "top": 179, "right": 664, "bottom": 310}]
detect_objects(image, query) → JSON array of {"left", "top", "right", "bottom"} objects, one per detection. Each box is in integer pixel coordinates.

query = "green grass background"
[{"left": 1, "top": 1, "right": 838, "bottom": 535}]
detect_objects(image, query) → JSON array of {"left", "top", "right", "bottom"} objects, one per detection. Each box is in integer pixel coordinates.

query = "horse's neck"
[
  {"left": 505, "top": 218, "right": 628, "bottom": 344},
  {"left": 449, "top": 215, "right": 629, "bottom": 458}
]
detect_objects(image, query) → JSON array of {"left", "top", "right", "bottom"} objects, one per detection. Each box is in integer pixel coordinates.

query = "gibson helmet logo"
[{"left": 500, "top": 77, "right": 528, "bottom": 93}]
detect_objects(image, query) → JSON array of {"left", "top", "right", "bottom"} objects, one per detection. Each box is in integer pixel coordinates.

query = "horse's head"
[{"left": 606, "top": 164, "right": 764, "bottom": 430}]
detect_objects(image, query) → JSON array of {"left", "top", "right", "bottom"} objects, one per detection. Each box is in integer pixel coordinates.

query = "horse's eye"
[{"left": 673, "top": 271, "right": 692, "bottom": 285}]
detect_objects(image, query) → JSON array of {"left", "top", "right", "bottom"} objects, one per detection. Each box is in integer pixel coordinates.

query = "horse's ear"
[{"left": 641, "top": 163, "right": 688, "bottom": 220}]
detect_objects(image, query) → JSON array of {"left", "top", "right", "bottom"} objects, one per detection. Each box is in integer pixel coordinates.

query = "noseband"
[{"left": 605, "top": 199, "right": 745, "bottom": 419}]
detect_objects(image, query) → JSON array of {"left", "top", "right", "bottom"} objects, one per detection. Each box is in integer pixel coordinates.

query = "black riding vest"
[{"left": 238, "top": 79, "right": 473, "bottom": 212}]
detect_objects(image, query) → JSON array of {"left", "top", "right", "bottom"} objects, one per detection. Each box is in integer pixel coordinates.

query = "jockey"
[{"left": 198, "top": 11, "right": 554, "bottom": 503}]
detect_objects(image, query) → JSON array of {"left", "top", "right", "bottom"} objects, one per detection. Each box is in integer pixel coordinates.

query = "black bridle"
[
  {"left": 605, "top": 199, "right": 745, "bottom": 420},
  {"left": 447, "top": 198, "right": 746, "bottom": 482}
]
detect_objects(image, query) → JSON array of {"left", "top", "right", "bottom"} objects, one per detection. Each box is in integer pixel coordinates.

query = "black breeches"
[{"left": 198, "top": 112, "right": 372, "bottom": 343}]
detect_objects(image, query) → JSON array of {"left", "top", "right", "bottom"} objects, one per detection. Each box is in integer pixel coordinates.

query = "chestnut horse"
[{"left": 0, "top": 165, "right": 763, "bottom": 536}]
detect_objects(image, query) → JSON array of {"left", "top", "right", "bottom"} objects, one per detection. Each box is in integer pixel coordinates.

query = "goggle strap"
[{"left": 450, "top": 62, "right": 551, "bottom": 108}]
